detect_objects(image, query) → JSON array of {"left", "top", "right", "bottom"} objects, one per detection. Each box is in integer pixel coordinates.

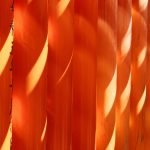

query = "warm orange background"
[{"left": 0, "top": 0, "right": 150, "bottom": 149}]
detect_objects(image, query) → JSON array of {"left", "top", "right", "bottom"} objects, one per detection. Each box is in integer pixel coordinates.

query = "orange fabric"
[
  {"left": 0, "top": 0, "right": 150, "bottom": 149},
  {"left": 12, "top": 0, "right": 47, "bottom": 149},
  {"left": 0, "top": 0, "right": 12, "bottom": 149},
  {"left": 72, "top": 0, "right": 97, "bottom": 149},
  {"left": 47, "top": 0, "right": 73, "bottom": 149},
  {"left": 115, "top": 0, "right": 131, "bottom": 149}
]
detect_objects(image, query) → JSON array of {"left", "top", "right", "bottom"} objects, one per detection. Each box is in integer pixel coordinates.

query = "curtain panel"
[{"left": 0, "top": 0, "right": 150, "bottom": 149}]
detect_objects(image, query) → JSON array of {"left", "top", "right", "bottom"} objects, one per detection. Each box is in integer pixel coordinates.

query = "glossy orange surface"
[{"left": 0, "top": 0, "right": 150, "bottom": 149}]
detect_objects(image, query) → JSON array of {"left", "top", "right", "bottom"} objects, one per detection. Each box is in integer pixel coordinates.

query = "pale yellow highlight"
[
  {"left": 137, "top": 46, "right": 147, "bottom": 67},
  {"left": 120, "top": 73, "right": 131, "bottom": 113},
  {"left": 41, "top": 117, "right": 47, "bottom": 142},
  {"left": 106, "top": 125, "right": 116, "bottom": 150},
  {"left": 0, "top": 123, "right": 12, "bottom": 150},
  {"left": 26, "top": 38, "right": 48, "bottom": 95},
  {"left": 136, "top": 86, "right": 146, "bottom": 114},
  {"left": 121, "top": 18, "right": 132, "bottom": 57},
  {"left": 139, "top": 0, "right": 148, "bottom": 11},
  {"left": 104, "top": 66, "right": 117, "bottom": 117},
  {"left": 0, "top": 30, "right": 12, "bottom": 75},
  {"left": 57, "top": 0, "right": 70, "bottom": 17}
]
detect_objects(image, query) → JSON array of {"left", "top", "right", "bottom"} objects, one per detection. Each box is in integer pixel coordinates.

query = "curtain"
[{"left": 0, "top": 0, "right": 150, "bottom": 149}]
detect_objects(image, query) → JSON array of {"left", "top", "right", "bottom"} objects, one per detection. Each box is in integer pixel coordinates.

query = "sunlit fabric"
[
  {"left": 0, "top": 30, "right": 13, "bottom": 75},
  {"left": 0, "top": 0, "right": 13, "bottom": 149},
  {"left": 139, "top": 0, "right": 148, "bottom": 11},
  {"left": 26, "top": 37, "right": 48, "bottom": 95},
  {"left": 136, "top": 86, "right": 146, "bottom": 114},
  {"left": 106, "top": 125, "right": 116, "bottom": 150},
  {"left": 1, "top": 0, "right": 150, "bottom": 149}
]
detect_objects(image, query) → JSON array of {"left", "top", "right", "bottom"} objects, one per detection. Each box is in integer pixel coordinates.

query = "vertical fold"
[
  {"left": 0, "top": 0, "right": 13, "bottom": 149},
  {"left": 96, "top": 0, "right": 117, "bottom": 149},
  {"left": 72, "top": 0, "right": 97, "bottom": 149},
  {"left": 115, "top": 0, "right": 131, "bottom": 149},
  {"left": 130, "top": 0, "right": 148, "bottom": 149},
  {"left": 145, "top": 0, "right": 150, "bottom": 148},
  {"left": 47, "top": 0, "right": 74, "bottom": 149},
  {"left": 12, "top": 0, "right": 48, "bottom": 149}
]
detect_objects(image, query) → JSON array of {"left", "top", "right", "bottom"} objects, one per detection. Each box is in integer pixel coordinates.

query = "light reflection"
[
  {"left": 26, "top": 37, "right": 48, "bottom": 95},
  {"left": 57, "top": 0, "right": 70, "bottom": 17},
  {"left": 136, "top": 86, "right": 146, "bottom": 114},
  {"left": 106, "top": 125, "right": 116, "bottom": 150},
  {"left": 120, "top": 73, "right": 131, "bottom": 113},
  {"left": 12, "top": 96, "right": 24, "bottom": 132},
  {"left": 0, "top": 123, "right": 11, "bottom": 150},
  {"left": 137, "top": 46, "right": 147, "bottom": 67},
  {"left": 27, "top": 0, "right": 32, "bottom": 5},
  {"left": 56, "top": 51, "right": 73, "bottom": 85},
  {"left": 98, "top": 18, "right": 116, "bottom": 51},
  {"left": 139, "top": 0, "right": 148, "bottom": 11},
  {"left": 41, "top": 117, "right": 47, "bottom": 142},
  {"left": 14, "top": 7, "right": 24, "bottom": 40},
  {"left": 48, "top": 20, "right": 54, "bottom": 46},
  {"left": 129, "top": 115, "right": 133, "bottom": 129},
  {"left": 121, "top": 18, "right": 132, "bottom": 58},
  {"left": 0, "top": 30, "right": 12, "bottom": 75},
  {"left": 104, "top": 66, "right": 117, "bottom": 117}
]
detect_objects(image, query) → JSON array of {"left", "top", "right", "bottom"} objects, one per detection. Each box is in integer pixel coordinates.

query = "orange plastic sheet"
[
  {"left": 0, "top": 0, "right": 13, "bottom": 149},
  {"left": 96, "top": 0, "right": 117, "bottom": 149},
  {"left": 115, "top": 0, "right": 131, "bottom": 149},
  {"left": 145, "top": 0, "right": 150, "bottom": 148},
  {"left": 72, "top": 0, "right": 97, "bottom": 150},
  {"left": 12, "top": 0, "right": 48, "bottom": 149},
  {"left": 47, "top": 0, "right": 73, "bottom": 149},
  {"left": 1, "top": 0, "right": 150, "bottom": 149},
  {"left": 130, "top": 0, "right": 148, "bottom": 149}
]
